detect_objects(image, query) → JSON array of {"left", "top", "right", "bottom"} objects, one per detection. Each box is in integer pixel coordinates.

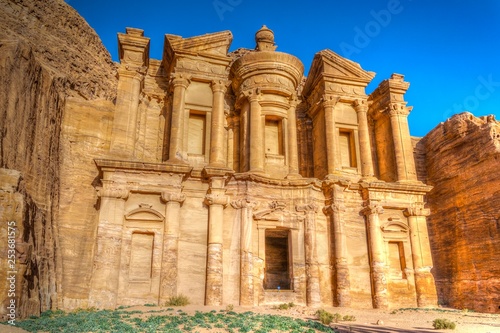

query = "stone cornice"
[
  {"left": 94, "top": 159, "right": 193, "bottom": 175},
  {"left": 359, "top": 180, "right": 432, "bottom": 194},
  {"left": 233, "top": 172, "right": 322, "bottom": 189}
]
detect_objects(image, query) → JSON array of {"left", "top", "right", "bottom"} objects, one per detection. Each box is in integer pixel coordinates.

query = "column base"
[
  {"left": 205, "top": 243, "right": 223, "bottom": 306},
  {"left": 286, "top": 173, "right": 302, "bottom": 179},
  {"left": 248, "top": 168, "right": 266, "bottom": 175},
  {"left": 166, "top": 157, "right": 188, "bottom": 165}
]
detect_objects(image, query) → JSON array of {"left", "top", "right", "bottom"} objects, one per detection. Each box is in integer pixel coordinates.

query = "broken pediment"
[
  {"left": 253, "top": 201, "right": 304, "bottom": 230},
  {"left": 317, "top": 49, "right": 375, "bottom": 82},
  {"left": 164, "top": 30, "right": 233, "bottom": 60},
  {"left": 303, "top": 49, "right": 375, "bottom": 97}
]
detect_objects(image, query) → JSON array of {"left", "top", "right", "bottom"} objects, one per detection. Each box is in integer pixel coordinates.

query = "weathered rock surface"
[
  {"left": 416, "top": 112, "right": 500, "bottom": 313},
  {"left": 0, "top": 0, "right": 117, "bottom": 319},
  {"left": 1, "top": 0, "right": 499, "bottom": 318}
]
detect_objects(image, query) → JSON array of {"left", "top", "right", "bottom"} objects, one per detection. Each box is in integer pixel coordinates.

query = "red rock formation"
[
  {"left": 417, "top": 112, "right": 500, "bottom": 313},
  {"left": 0, "top": 0, "right": 116, "bottom": 319}
]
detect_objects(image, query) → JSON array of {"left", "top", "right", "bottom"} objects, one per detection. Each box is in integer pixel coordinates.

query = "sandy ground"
[{"left": 1, "top": 305, "right": 499, "bottom": 333}]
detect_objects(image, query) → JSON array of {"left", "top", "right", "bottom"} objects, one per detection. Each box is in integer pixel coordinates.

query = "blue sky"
[{"left": 66, "top": 0, "right": 500, "bottom": 137}]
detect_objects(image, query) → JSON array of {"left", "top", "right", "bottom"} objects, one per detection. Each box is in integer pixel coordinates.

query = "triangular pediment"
[{"left": 165, "top": 31, "right": 233, "bottom": 57}]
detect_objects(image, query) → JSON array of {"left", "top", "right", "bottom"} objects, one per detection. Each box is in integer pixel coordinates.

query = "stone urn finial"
[{"left": 255, "top": 25, "right": 277, "bottom": 51}]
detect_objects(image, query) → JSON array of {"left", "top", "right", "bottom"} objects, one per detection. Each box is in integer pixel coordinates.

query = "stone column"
[
  {"left": 297, "top": 203, "right": 321, "bottom": 307},
  {"left": 110, "top": 28, "right": 149, "bottom": 157},
  {"left": 287, "top": 95, "right": 300, "bottom": 178},
  {"left": 239, "top": 101, "right": 250, "bottom": 172},
  {"left": 231, "top": 199, "right": 257, "bottom": 306},
  {"left": 248, "top": 89, "right": 265, "bottom": 173},
  {"left": 404, "top": 204, "right": 438, "bottom": 307},
  {"left": 323, "top": 95, "right": 341, "bottom": 175},
  {"left": 388, "top": 104, "right": 417, "bottom": 181},
  {"left": 354, "top": 99, "right": 375, "bottom": 179},
  {"left": 324, "top": 199, "right": 351, "bottom": 307},
  {"left": 168, "top": 73, "right": 190, "bottom": 163},
  {"left": 159, "top": 191, "right": 186, "bottom": 303},
  {"left": 89, "top": 186, "right": 129, "bottom": 309},
  {"left": 204, "top": 177, "right": 229, "bottom": 305},
  {"left": 363, "top": 203, "right": 388, "bottom": 309},
  {"left": 110, "top": 68, "right": 145, "bottom": 156},
  {"left": 209, "top": 80, "right": 229, "bottom": 166}
]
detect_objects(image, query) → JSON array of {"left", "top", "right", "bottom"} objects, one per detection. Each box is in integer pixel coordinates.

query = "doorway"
[{"left": 264, "top": 229, "right": 292, "bottom": 290}]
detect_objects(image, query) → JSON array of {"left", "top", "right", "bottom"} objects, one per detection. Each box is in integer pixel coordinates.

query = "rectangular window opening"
[{"left": 264, "top": 229, "right": 291, "bottom": 290}]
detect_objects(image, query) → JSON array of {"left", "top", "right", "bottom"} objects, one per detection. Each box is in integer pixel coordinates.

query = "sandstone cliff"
[
  {"left": 417, "top": 112, "right": 500, "bottom": 313},
  {"left": 0, "top": 0, "right": 117, "bottom": 318}
]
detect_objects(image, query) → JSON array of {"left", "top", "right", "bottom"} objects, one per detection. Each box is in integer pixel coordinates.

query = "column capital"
[
  {"left": 96, "top": 186, "right": 129, "bottom": 200},
  {"left": 323, "top": 202, "right": 346, "bottom": 215},
  {"left": 170, "top": 73, "right": 191, "bottom": 88},
  {"left": 289, "top": 93, "right": 300, "bottom": 108},
  {"left": 161, "top": 191, "right": 186, "bottom": 204},
  {"left": 118, "top": 66, "right": 146, "bottom": 80},
  {"left": 210, "top": 79, "right": 231, "bottom": 94},
  {"left": 245, "top": 88, "right": 263, "bottom": 103},
  {"left": 404, "top": 203, "right": 430, "bottom": 217},
  {"left": 322, "top": 95, "right": 340, "bottom": 109},
  {"left": 296, "top": 202, "right": 319, "bottom": 213},
  {"left": 205, "top": 193, "right": 229, "bottom": 207},
  {"left": 353, "top": 98, "right": 369, "bottom": 112},
  {"left": 386, "top": 102, "right": 412, "bottom": 117},
  {"left": 231, "top": 198, "right": 258, "bottom": 210},
  {"left": 362, "top": 203, "right": 384, "bottom": 216}
]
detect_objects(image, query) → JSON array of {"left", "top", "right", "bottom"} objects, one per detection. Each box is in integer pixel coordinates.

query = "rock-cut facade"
[{"left": 77, "top": 26, "right": 439, "bottom": 309}]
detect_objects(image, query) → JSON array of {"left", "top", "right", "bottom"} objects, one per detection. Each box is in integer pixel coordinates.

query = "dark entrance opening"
[{"left": 264, "top": 229, "right": 291, "bottom": 290}]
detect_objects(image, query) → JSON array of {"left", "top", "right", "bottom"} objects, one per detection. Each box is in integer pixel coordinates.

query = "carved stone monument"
[{"left": 70, "top": 25, "right": 438, "bottom": 309}]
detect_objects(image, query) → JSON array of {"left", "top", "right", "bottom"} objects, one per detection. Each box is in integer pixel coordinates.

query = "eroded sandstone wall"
[
  {"left": 0, "top": 0, "right": 116, "bottom": 318},
  {"left": 417, "top": 112, "right": 500, "bottom": 313}
]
